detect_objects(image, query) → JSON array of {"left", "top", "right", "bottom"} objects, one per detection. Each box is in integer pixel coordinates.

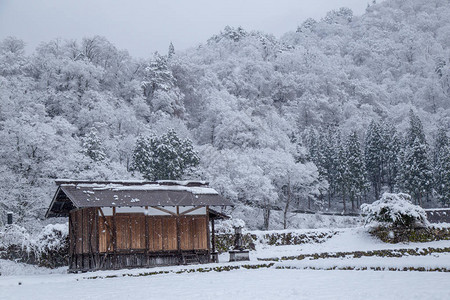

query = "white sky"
[{"left": 0, "top": 0, "right": 370, "bottom": 58}]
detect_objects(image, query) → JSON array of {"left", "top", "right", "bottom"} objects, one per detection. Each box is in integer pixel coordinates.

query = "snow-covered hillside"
[{"left": 1, "top": 0, "right": 450, "bottom": 231}]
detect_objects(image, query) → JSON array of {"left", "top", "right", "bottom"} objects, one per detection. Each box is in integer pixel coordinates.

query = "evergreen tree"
[
  {"left": 334, "top": 133, "right": 349, "bottom": 212},
  {"left": 305, "top": 127, "right": 341, "bottom": 210},
  {"left": 305, "top": 128, "right": 327, "bottom": 178},
  {"left": 321, "top": 126, "right": 340, "bottom": 209},
  {"left": 397, "top": 139, "right": 432, "bottom": 206},
  {"left": 168, "top": 42, "right": 175, "bottom": 59},
  {"left": 433, "top": 127, "right": 450, "bottom": 206},
  {"left": 131, "top": 135, "right": 153, "bottom": 178},
  {"left": 397, "top": 111, "right": 432, "bottom": 206},
  {"left": 433, "top": 127, "right": 448, "bottom": 165},
  {"left": 81, "top": 129, "right": 106, "bottom": 162},
  {"left": 381, "top": 122, "right": 400, "bottom": 192},
  {"left": 131, "top": 129, "right": 199, "bottom": 180},
  {"left": 364, "top": 120, "right": 383, "bottom": 200},
  {"left": 304, "top": 128, "right": 329, "bottom": 210},
  {"left": 141, "top": 52, "right": 176, "bottom": 100},
  {"left": 406, "top": 110, "right": 426, "bottom": 145},
  {"left": 345, "top": 131, "right": 368, "bottom": 210}
]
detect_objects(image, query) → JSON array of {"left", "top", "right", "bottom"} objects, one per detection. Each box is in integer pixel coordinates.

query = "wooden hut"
[{"left": 45, "top": 180, "right": 233, "bottom": 272}]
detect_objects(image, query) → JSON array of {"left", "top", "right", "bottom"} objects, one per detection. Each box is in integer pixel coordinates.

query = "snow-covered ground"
[
  {"left": 1, "top": 227, "right": 449, "bottom": 300},
  {"left": 0, "top": 259, "right": 66, "bottom": 277},
  {"left": 278, "top": 253, "right": 450, "bottom": 271},
  {"left": 1, "top": 268, "right": 449, "bottom": 300},
  {"left": 250, "top": 227, "right": 450, "bottom": 259}
]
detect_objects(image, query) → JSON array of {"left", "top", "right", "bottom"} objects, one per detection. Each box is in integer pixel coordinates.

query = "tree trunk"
[
  {"left": 342, "top": 191, "right": 346, "bottom": 213},
  {"left": 283, "top": 201, "right": 289, "bottom": 230},
  {"left": 373, "top": 182, "right": 379, "bottom": 202},
  {"left": 263, "top": 206, "right": 271, "bottom": 230},
  {"left": 283, "top": 181, "right": 291, "bottom": 230},
  {"left": 351, "top": 193, "right": 355, "bottom": 211},
  {"left": 328, "top": 193, "right": 331, "bottom": 210}
]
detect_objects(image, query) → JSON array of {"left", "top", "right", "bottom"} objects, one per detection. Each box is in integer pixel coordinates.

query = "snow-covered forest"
[{"left": 1, "top": 0, "right": 450, "bottom": 230}]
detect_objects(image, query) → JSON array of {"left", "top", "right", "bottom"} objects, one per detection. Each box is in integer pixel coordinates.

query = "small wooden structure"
[{"left": 45, "top": 180, "right": 232, "bottom": 272}]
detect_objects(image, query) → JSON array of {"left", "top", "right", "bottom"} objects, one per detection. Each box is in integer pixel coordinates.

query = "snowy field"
[
  {"left": 1, "top": 268, "right": 449, "bottom": 300},
  {"left": 1, "top": 227, "right": 449, "bottom": 300},
  {"left": 250, "top": 226, "right": 450, "bottom": 259}
]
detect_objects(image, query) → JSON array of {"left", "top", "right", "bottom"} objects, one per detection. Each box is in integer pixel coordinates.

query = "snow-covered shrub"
[
  {"left": 214, "top": 228, "right": 338, "bottom": 253},
  {"left": 361, "top": 193, "right": 429, "bottom": 229},
  {"left": 0, "top": 224, "right": 33, "bottom": 252},
  {"left": 0, "top": 223, "right": 68, "bottom": 268},
  {"left": 34, "top": 223, "right": 69, "bottom": 268},
  {"left": 35, "top": 224, "right": 68, "bottom": 254},
  {"left": 215, "top": 218, "right": 246, "bottom": 234}
]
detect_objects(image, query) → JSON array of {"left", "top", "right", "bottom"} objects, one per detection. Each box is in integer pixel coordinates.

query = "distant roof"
[{"left": 46, "top": 180, "right": 234, "bottom": 218}]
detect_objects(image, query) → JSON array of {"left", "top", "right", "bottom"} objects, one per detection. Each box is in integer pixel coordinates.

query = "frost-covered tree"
[
  {"left": 407, "top": 110, "right": 425, "bottom": 142},
  {"left": 131, "top": 135, "right": 153, "bottom": 178},
  {"left": 397, "top": 112, "right": 432, "bottom": 206},
  {"left": 319, "top": 127, "right": 341, "bottom": 209},
  {"left": 365, "top": 120, "right": 400, "bottom": 199},
  {"left": 141, "top": 52, "right": 184, "bottom": 117},
  {"left": 334, "top": 133, "right": 349, "bottom": 212},
  {"left": 131, "top": 129, "right": 199, "bottom": 180},
  {"left": 433, "top": 127, "right": 450, "bottom": 206},
  {"left": 433, "top": 127, "right": 448, "bottom": 164},
  {"left": 361, "top": 193, "right": 429, "bottom": 229},
  {"left": 168, "top": 42, "right": 175, "bottom": 59},
  {"left": 141, "top": 52, "right": 176, "bottom": 99},
  {"left": 209, "top": 26, "right": 247, "bottom": 43},
  {"left": 81, "top": 129, "right": 106, "bottom": 162},
  {"left": 434, "top": 145, "right": 450, "bottom": 207},
  {"left": 257, "top": 148, "right": 324, "bottom": 228},
  {"left": 365, "top": 120, "right": 384, "bottom": 200},
  {"left": 345, "top": 131, "right": 368, "bottom": 210},
  {"left": 0, "top": 36, "right": 27, "bottom": 76},
  {"left": 381, "top": 123, "right": 400, "bottom": 193},
  {"left": 324, "top": 7, "right": 353, "bottom": 24}
]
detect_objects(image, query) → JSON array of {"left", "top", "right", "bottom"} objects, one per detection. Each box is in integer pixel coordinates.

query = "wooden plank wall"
[
  {"left": 69, "top": 209, "right": 210, "bottom": 271},
  {"left": 96, "top": 214, "right": 207, "bottom": 253},
  {"left": 70, "top": 208, "right": 99, "bottom": 255},
  {"left": 180, "top": 216, "right": 207, "bottom": 250},
  {"left": 98, "top": 216, "right": 112, "bottom": 253}
]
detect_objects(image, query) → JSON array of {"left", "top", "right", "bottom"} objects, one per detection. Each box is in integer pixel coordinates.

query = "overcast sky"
[{"left": 0, "top": 0, "right": 370, "bottom": 58}]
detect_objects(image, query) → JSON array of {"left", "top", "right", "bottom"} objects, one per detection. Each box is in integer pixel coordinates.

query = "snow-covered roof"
[{"left": 46, "top": 180, "right": 233, "bottom": 218}]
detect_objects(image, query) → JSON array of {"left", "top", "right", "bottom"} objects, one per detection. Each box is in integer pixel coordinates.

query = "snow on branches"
[{"left": 361, "top": 193, "right": 429, "bottom": 229}]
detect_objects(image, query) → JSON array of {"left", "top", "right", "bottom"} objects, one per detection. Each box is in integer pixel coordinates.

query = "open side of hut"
[{"left": 45, "top": 180, "right": 233, "bottom": 272}]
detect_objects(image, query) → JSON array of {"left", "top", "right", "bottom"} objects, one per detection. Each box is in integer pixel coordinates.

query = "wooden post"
[
  {"left": 112, "top": 207, "right": 117, "bottom": 267},
  {"left": 87, "top": 208, "right": 94, "bottom": 270},
  {"left": 68, "top": 212, "right": 74, "bottom": 270},
  {"left": 211, "top": 219, "right": 216, "bottom": 253},
  {"left": 176, "top": 206, "right": 182, "bottom": 263},
  {"left": 95, "top": 208, "right": 99, "bottom": 268},
  {"left": 206, "top": 206, "right": 211, "bottom": 262},
  {"left": 145, "top": 206, "right": 149, "bottom": 266}
]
